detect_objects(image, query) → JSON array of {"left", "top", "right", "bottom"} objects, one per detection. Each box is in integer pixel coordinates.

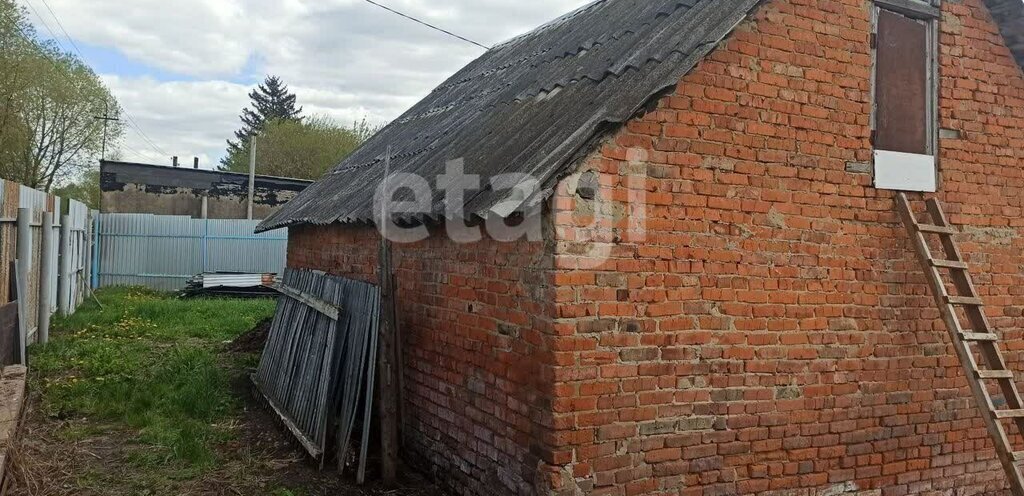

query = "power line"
[
  {"left": 362, "top": 0, "right": 491, "bottom": 50},
  {"left": 27, "top": 0, "right": 169, "bottom": 157},
  {"left": 22, "top": 0, "right": 171, "bottom": 158},
  {"left": 121, "top": 112, "right": 168, "bottom": 157},
  {"left": 119, "top": 142, "right": 147, "bottom": 161},
  {"left": 36, "top": 0, "right": 82, "bottom": 57}
]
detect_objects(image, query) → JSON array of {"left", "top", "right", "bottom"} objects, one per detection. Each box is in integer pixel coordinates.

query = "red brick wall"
[
  {"left": 287, "top": 223, "right": 558, "bottom": 495},
  {"left": 546, "top": 0, "right": 1024, "bottom": 495}
]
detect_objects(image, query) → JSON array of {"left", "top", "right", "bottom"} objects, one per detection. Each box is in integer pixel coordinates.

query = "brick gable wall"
[{"left": 546, "top": 0, "right": 1024, "bottom": 494}]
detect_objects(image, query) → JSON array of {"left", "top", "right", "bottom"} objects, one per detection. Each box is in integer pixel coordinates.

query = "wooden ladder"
[{"left": 896, "top": 193, "right": 1024, "bottom": 495}]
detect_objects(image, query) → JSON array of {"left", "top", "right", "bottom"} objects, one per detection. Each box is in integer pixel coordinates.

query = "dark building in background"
[{"left": 100, "top": 160, "right": 312, "bottom": 220}]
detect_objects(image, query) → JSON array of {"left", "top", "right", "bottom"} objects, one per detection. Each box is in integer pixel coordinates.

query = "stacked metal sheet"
[
  {"left": 253, "top": 268, "right": 380, "bottom": 472},
  {"left": 181, "top": 272, "right": 278, "bottom": 297}
]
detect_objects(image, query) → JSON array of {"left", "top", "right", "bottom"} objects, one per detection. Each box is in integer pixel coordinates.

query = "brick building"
[
  {"left": 101, "top": 160, "right": 311, "bottom": 220},
  {"left": 259, "top": 0, "right": 1024, "bottom": 494}
]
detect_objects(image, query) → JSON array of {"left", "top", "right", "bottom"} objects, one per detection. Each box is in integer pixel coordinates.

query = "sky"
[{"left": 22, "top": 0, "right": 592, "bottom": 169}]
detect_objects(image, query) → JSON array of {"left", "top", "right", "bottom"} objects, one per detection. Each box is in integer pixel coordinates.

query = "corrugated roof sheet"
[
  {"left": 259, "top": 0, "right": 1024, "bottom": 233},
  {"left": 986, "top": 0, "right": 1024, "bottom": 69},
  {"left": 258, "top": 0, "right": 762, "bottom": 231}
]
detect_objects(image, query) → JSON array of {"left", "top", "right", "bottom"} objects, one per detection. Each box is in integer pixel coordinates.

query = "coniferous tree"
[{"left": 221, "top": 75, "right": 303, "bottom": 169}]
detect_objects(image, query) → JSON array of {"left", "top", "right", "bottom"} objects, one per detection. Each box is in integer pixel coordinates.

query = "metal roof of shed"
[{"left": 259, "top": 0, "right": 761, "bottom": 231}]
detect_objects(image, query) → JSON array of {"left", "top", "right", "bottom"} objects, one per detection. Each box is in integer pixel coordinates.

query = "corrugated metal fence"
[
  {"left": 0, "top": 180, "right": 93, "bottom": 353},
  {"left": 95, "top": 214, "right": 288, "bottom": 291},
  {"left": 63, "top": 201, "right": 92, "bottom": 312}
]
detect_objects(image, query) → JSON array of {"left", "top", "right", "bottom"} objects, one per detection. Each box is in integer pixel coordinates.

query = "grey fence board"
[{"left": 96, "top": 214, "right": 288, "bottom": 291}]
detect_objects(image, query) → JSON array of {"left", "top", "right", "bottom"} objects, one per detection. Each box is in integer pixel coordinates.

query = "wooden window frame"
[{"left": 870, "top": 0, "right": 941, "bottom": 191}]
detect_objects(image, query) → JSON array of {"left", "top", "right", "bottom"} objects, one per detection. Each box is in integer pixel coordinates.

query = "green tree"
[
  {"left": 222, "top": 116, "right": 376, "bottom": 180},
  {"left": 221, "top": 76, "right": 302, "bottom": 170},
  {"left": 53, "top": 168, "right": 101, "bottom": 209},
  {"left": 0, "top": 0, "right": 123, "bottom": 191},
  {"left": 0, "top": 0, "right": 36, "bottom": 167}
]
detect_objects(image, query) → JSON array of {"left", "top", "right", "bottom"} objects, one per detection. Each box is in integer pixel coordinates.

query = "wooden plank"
[
  {"left": 948, "top": 296, "right": 984, "bottom": 306},
  {"left": 271, "top": 283, "right": 340, "bottom": 320},
  {"left": 995, "top": 410, "right": 1024, "bottom": 419},
  {"left": 0, "top": 303, "right": 17, "bottom": 367},
  {"left": 962, "top": 333, "right": 999, "bottom": 342},
  {"left": 978, "top": 370, "right": 1016, "bottom": 380},
  {"left": 875, "top": 0, "right": 942, "bottom": 19},
  {"left": 932, "top": 259, "right": 969, "bottom": 270},
  {"left": 918, "top": 224, "right": 959, "bottom": 235}
]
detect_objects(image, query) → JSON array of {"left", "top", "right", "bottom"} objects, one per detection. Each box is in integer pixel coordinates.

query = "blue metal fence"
[{"left": 94, "top": 213, "right": 288, "bottom": 291}]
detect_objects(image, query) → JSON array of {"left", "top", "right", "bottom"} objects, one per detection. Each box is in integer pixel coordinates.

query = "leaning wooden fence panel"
[{"left": 253, "top": 269, "right": 380, "bottom": 474}]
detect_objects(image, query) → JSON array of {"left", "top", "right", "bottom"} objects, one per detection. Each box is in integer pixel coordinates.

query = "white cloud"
[
  {"left": 28, "top": 0, "right": 593, "bottom": 167},
  {"left": 101, "top": 77, "right": 252, "bottom": 167}
]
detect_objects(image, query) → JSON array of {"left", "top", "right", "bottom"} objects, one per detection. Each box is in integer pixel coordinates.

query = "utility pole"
[
  {"left": 93, "top": 102, "right": 119, "bottom": 161},
  {"left": 247, "top": 136, "right": 257, "bottom": 220}
]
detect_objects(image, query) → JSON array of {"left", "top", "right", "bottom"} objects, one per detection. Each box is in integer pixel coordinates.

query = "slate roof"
[
  {"left": 259, "top": 0, "right": 1024, "bottom": 232},
  {"left": 258, "top": 0, "right": 761, "bottom": 231},
  {"left": 986, "top": 0, "right": 1024, "bottom": 69}
]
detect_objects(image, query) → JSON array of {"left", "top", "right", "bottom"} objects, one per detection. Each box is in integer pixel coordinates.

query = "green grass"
[
  {"left": 29, "top": 287, "right": 276, "bottom": 469},
  {"left": 271, "top": 490, "right": 307, "bottom": 496}
]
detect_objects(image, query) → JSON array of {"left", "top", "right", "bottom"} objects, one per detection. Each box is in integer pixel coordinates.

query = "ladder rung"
[
  {"left": 932, "top": 259, "right": 969, "bottom": 270},
  {"left": 994, "top": 409, "right": 1024, "bottom": 419},
  {"left": 918, "top": 224, "right": 959, "bottom": 235},
  {"left": 947, "top": 296, "right": 984, "bottom": 306},
  {"left": 962, "top": 332, "right": 998, "bottom": 342},
  {"left": 1013, "top": 451, "right": 1024, "bottom": 462},
  {"left": 978, "top": 370, "right": 1015, "bottom": 380}
]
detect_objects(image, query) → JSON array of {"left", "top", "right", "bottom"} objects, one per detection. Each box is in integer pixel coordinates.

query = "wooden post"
[
  {"left": 37, "top": 212, "right": 54, "bottom": 344},
  {"left": 376, "top": 146, "right": 400, "bottom": 483},
  {"left": 247, "top": 137, "right": 257, "bottom": 220},
  {"left": 15, "top": 208, "right": 30, "bottom": 354},
  {"left": 82, "top": 212, "right": 93, "bottom": 295},
  {"left": 13, "top": 260, "right": 25, "bottom": 365},
  {"left": 8, "top": 262, "right": 22, "bottom": 365},
  {"left": 90, "top": 214, "right": 100, "bottom": 290},
  {"left": 377, "top": 235, "right": 399, "bottom": 484},
  {"left": 58, "top": 214, "right": 71, "bottom": 316}
]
